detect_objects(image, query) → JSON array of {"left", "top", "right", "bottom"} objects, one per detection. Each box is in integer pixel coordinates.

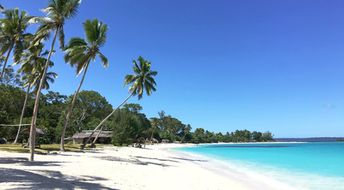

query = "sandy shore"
[{"left": 0, "top": 144, "right": 294, "bottom": 190}]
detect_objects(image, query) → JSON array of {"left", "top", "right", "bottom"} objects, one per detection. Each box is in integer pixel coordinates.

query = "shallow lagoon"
[{"left": 180, "top": 142, "right": 344, "bottom": 190}]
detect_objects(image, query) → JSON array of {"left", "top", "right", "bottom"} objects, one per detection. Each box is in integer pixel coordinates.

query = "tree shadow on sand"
[
  {"left": 134, "top": 156, "right": 179, "bottom": 163},
  {"left": 99, "top": 156, "right": 171, "bottom": 167},
  {"left": 0, "top": 157, "right": 62, "bottom": 166},
  {"left": 169, "top": 157, "right": 208, "bottom": 162},
  {"left": 0, "top": 168, "right": 118, "bottom": 190}
]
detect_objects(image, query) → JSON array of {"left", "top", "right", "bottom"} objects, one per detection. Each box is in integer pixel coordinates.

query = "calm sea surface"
[{"left": 179, "top": 142, "right": 344, "bottom": 190}]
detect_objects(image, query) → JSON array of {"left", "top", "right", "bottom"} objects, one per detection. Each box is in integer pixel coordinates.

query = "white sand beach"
[{"left": 0, "top": 144, "right": 295, "bottom": 190}]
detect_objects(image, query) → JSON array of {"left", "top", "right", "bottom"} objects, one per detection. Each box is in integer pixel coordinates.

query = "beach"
[{"left": 0, "top": 144, "right": 295, "bottom": 190}]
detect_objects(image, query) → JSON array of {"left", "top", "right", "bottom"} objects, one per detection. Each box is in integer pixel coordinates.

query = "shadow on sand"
[
  {"left": 169, "top": 156, "right": 208, "bottom": 162},
  {"left": 0, "top": 168, "right": 118, "bottom": 190},
  {"left": 99, "top": 156, "right": 171, "bottom": 167},
  {"left": 0, "top": 157, "right": 62, "bottom": 166},
  {"left": 134, "top": 156, "right": 179, "bottom": 163}
]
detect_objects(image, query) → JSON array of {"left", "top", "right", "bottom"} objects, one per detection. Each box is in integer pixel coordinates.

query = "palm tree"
[
  {"left": 81, "top": 56, "right": 158, "bottom": 149},
  {"left": 0, "top": 8, "right": 32, "bottom": 80},
  {"left": 28, "top": 0, "right": 80, "bottom": 161},
  {"left": 13, "top": 44, "right": 57, "bottom": 144},
  {"left": 150, "top": 117, "right": 160, "bottom": 142},
  {"left": 181, "top": 124, "right": 192, "bottom": 143},
  {"left": 60, "top": 19, "right": 108, "bottom": 151}
]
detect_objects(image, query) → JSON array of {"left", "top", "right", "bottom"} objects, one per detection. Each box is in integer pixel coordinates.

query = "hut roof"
[{"left": 72, "top": 130, "right": 112, "bottom": 139}]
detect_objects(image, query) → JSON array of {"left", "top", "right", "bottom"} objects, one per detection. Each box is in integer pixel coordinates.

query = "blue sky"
[{"left": 3, "top": 0, "right": 344, "bottom": 137}]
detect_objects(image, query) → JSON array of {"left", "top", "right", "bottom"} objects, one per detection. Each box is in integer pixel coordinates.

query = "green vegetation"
[
  {"left": 0, "top": 143, "right": 103, "bottom": 154},
  {"left": 0, "top": 81, "right": 273, "bottom": 147},
  {"left": 0, "top": 81, "right": 272, "bottom": 142}
]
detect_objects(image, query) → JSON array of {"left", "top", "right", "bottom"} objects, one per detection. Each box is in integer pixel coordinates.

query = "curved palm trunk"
[
  {"left": 13, "top": 83, "right": 31, "bottom": 144},
  {"left": 90, "top": 125, "right": 104, "bottom": 147},
  {"left": 83, "top": 93, "right": 133, "bottom": 149},
  {"left": 60, "top": 63, "right": 90, "bottom": 151},
  {"left": 29, "top": 29, "right": 58, "bottom": 162},
  {"left": 181, "top": 134, "right": 186, "bottom": 144},
  {"left": 0, "top": 42, "right": 14, "bottom": 80}
]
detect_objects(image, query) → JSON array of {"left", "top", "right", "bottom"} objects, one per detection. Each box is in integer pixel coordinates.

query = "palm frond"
[
  {"left": 124, "top": 56, "right": 158, "bottom": 99},
  {"left": 64, "top": 19, "right": 108, "bottom": 76},
  {"left": 98, "top": 52, "right": 108, "bottom": 67}
]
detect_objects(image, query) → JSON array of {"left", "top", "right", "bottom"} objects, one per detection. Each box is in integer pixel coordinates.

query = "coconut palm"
[
  {"left": 60, "top": 19, "right": 108, "bottom": 151},
  {"left": 13, "top": 44, "right": 57, "bottom": 144},
  {"left": 0, "top": 8, "right": 32, "bottom": 80},
  {"left": 28, "top": 0, "right": 80, "bottom": 161},
  {"left": 81, "top": 56, "right": 158, "bottom": 149},
  {"left": 181, "top": 124, "right": 192, "bottom": 143}
]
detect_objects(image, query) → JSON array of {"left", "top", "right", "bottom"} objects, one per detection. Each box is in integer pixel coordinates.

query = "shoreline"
[
  {"left": 170, "top": 142, "right": 344, "bottom": 190},
  {"left": 0, "top": 143, "right": 295, "bottom": 190},
  {"left": 161, "top": 144, "right": 296, "bottom": 190}
]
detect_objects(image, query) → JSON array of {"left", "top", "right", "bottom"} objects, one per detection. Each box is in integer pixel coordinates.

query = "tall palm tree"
[
  {"left": 28, "top": 0, "right": 80, "bottom": 161},
  {"left": 60, "top": 19, "right": 108, "bottom": 151},
  {"left": 0, "top": 8, "right": 32, "bottom": 80},
  {"left": 13, "top": 44, "right": 57, "bottom": 144},
  {"left": 81, "top": 56, "right": 158, "bottom": 149}
]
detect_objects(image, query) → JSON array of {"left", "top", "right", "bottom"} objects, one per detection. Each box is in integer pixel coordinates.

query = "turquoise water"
[{"left": 179, "top": 142, "right": 344, "bottom": 190}]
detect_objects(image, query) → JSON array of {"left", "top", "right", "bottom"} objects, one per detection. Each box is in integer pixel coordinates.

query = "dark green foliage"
[
  {"left": 192, "top": 128, "right": 206, "bottom": 144},
  {"left": 57, "top": 90, "right": 112, "bottom": 138},
  {"left": 0, "top": 85, "right": 114, "bottom": 144},
  {"left": 111, "top": 107, "right": 151, "bottom": 146},
  {"left": 0, "top": 84, "right": 28, "bottom": 139},
  {"left": 144, "top": 111, "right": 274, "bottom": 144},
  {"left": 38, "top": 91, "right": 67, "bottom": 143},
  {"left": 188, "top": 129, "right": 273, "bottom": 144},
  {"left": 155, "top": 111, "right": 186, "bottom": 142}
]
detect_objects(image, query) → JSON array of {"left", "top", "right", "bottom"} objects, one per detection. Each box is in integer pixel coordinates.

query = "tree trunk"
[
  {"left": 29, "top": 29, "right": 58, "bottom": 162},
  {"left": 90, "top": 125, "right": 104, "bottom": 146},
  {"left": 0, "top": 42, "right": 14, "bottom": 80},
  {"left": 84, "top": 93, "right": 133, "bottom": 149},
  {"left": 150, "top": 129, "right": 154, "bottom": 141},
  {"left": 13, "top": 83, "right": 31, "bottom": 144},
  {"left": 60, "top": 62, "right": 90, "bottom": 151},
  {"left": 181, "top": 134, "right": 186, "bottom": 144}
]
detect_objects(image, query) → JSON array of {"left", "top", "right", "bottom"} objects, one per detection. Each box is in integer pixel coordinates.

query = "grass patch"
[
  {"left": 40, "top": 144, "right": 82, "bottom": 152},
  {"left": 0, "top": 143, "right": 108, "bottom": 154},
  {"left": 0, "top": 144, "right": 29, "bottom": 153}
]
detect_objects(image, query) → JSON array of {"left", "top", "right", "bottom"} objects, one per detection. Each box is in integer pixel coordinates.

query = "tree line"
[{"left": 0, "top": 81, "right": 273, "bottom": 146}]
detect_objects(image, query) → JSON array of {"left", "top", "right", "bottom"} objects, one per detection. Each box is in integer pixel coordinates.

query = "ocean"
[{"left": 178, "top": 142, "right": 344, "bottom": 190}]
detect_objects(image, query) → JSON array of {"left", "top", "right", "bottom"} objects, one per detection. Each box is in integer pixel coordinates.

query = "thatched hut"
[{"left": 72, "top": 130, "right": 112, "bottom": 144}]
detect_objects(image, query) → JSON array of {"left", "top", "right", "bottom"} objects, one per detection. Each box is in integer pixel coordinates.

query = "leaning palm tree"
[
  {"left": 0, "top": 8, "right": 32, "bottom": 80},
  {"left": 13, "top": 44, "right": 57, "bottom": 144},
  {"left": 28, "top": 0, "right": 80, "bottom": 161},
  {"left": 81, "top": 56, "right": 158, "bottom": 149},
  {"left": 60, "top": 19, "right": 108, "bottom": 151}
]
